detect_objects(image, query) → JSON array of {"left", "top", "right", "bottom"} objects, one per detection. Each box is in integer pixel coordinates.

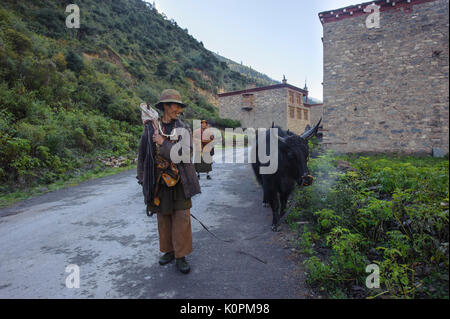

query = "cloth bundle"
[{"left": 139, "top": 102, "right": 159, "bottom": 126}]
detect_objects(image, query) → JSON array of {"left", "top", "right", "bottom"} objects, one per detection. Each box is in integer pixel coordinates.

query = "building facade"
[
  {"left": 320, "top": 0, "right": 449, "bottom": 155},
  {"left": 218, "top": 81, "right": 313, "bottom": 134}
]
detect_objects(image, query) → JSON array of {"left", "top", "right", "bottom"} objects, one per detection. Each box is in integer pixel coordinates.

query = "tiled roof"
[{"left": 218, "top": 83, "right": 308, "bottom": 98}]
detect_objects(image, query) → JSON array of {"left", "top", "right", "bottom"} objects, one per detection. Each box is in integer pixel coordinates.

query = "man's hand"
[
  {"left": 203, "top": 136, "right": 214, "bottom": 143},
  {"left": 153, "top": 133, "right": 164, "bottom": 146}
]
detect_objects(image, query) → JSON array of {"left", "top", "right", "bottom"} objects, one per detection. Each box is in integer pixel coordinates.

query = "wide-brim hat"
[{"left": 154, "top": 89, "right": 186, "bottom": 111}]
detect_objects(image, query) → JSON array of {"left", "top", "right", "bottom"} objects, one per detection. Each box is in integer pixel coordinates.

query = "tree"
[
  {"left": 155, "top": 59, "right": 168, "bottom": 77},
  {"left": 65, "top": 51, "right": 83, "bottom": 73},
  {"left": 4, "top": 29, "right": 32, "bottom": 54},
  {"left": 53, "top": 52, "right": 67, "bottom": 71},
  {"left": 34, "top": 8, "right": 66, "bottom": 37}
]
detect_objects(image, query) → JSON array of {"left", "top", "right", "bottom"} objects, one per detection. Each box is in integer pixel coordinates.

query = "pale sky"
[{"left": 151, "top": 0, "right": 360, "bottom": 100}]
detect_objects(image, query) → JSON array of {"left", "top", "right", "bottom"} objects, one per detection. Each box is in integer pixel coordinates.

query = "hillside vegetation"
[
  {"left": 0, "top": 0, "right": 272, "bottom": 195},
  {"left": 213, "top": 53, "right": 278, "bottom": 87}
]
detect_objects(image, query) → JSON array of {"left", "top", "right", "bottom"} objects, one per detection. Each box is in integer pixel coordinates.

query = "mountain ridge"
[{"left": 213, "top": 52, "right": 279, "bottom": 88}]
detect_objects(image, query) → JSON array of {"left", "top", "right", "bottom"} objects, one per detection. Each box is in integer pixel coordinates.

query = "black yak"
[{"left": 252, "top": 119, "right": 322, "bottom": 231}]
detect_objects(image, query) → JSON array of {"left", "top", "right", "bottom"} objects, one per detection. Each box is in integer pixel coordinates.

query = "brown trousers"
[{"left": 156, "top": 209, "right": 193, "bottom": 258}]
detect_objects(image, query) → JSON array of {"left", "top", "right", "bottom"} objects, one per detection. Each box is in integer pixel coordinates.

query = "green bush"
[
  {"left": 210, "top": 117, "right": 241, "bottom": 129},
  {"left": 314, "top": 209, "right": 342, "bottom": 233},
  {"left": 34, "top": 8, "right": 66, "bottom": 37},
  {"left": 298, "top": 227, "right": 317, "bottom": 256},
  {"left": 292, "top": 152, "right": 449, "bottom": 299},
  {"left": 4, "top": 28, "right": 32, "bottom": 54},
  {"left": 65, "top": 51, "right": 84, "bottom": 73}
]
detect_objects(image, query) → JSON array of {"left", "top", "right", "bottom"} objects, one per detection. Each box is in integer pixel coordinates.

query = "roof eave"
[{"left": 218, "top": 83, "right": 308, "bottom": 98}]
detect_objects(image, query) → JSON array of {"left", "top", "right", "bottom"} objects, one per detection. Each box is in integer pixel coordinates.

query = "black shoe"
[
  {"left": 159, "top": 252, "right": 175, "bottom": 265},
  {"left": 176, "top": 257, "right": 190, "bottom": 274},
  {"left": 206, "top": 175, "right": 211, "bottom": 180}
]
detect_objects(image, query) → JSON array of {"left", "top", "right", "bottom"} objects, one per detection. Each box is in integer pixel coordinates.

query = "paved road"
[{"left": 0, "top": 148, "right": 306, "bottom": 298}]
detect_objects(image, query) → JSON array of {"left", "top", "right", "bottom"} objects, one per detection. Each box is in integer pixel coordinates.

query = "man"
[
  {"left": 193, "top": 120, "right": 215, "bottom": 180},
  {"left": 137, "top": 89, "right": 201, "bottom": 274}
]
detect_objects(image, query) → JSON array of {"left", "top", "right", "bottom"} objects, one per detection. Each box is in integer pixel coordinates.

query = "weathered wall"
[
  {"left": 309, "top": 104, "right": 324, "bottom": 129},
  {"left": 286, "top": 90, "right": 311, "bottom": 135},
  {"left": 322, "top": 0, "right": 449, "bottom": 154},
  {"left": 219, "top": 88, "right": 287, "bottom": 129}
]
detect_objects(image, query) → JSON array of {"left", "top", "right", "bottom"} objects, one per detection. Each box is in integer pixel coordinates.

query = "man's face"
[
  {"left": 164, "top": 103, "right": 183, "bottom": 120},
  {"left": 201, "top": 121, "right": 207, "bottom": 129}
]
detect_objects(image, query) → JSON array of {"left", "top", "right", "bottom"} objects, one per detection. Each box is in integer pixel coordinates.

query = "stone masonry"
[
  {"left": 320, "top": 0, "right": 449, "bottom": 155},
  {"left": 309, "top": 104, "right": 324, "bottom": 130},
  {"left": 218, "top": 82, "right": 314, "bottom": 135}
]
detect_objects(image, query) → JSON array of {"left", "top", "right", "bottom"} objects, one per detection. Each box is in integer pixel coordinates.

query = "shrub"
[
  {"left": 53, "top": 52, "right": 67, "bottom": 71},
  {"left": 65, "top": 51, "right": 84, "bottom": 73},
  {"left": 314, "top": 209, "right": 342, "bottom": 233},
  {"left": 34, "top": 8, "right": 66, "bottom": 37},
  {"left": 4, "top": 28, "right": 32, "bottom": 54},
  {"left": 291, "top": 151, "right": 449, "bottom": 298},
  {"left": 209, "top": 117, "right": 241, "bottom": 129},
  {"left": 155, "top": 59, "right": 168, "bottom": 77}
]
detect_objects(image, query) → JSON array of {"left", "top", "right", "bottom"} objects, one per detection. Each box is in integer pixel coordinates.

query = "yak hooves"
[{"left": 271, "top": 224, "right": 280, "bottom": 232}]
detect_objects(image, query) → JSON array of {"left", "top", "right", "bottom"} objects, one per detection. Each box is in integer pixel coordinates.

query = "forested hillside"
[
  {"left": 213, "top": 53, "right": 279, "bottom": 87},
  {"left": 0, "top": 0, "right": 270, "bottom": 193}
]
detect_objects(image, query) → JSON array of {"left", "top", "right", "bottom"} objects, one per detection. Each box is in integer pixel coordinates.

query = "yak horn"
[
  {"left": 277, "top": 135, "right": 286, "bottom": 144},
  {"left": 301, "top": 118, "right": 322, "bottom": 140}
]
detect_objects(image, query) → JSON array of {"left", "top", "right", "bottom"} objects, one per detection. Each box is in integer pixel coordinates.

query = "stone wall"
[
  {"left": 309, "top": 104, "right": 324, "bottom": 129},
  {"left": 219, "top": 88, "right": 287, "bottom": 130},
  {"left": 321, "top": 0, "right": 449, "bottom": 155}
]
